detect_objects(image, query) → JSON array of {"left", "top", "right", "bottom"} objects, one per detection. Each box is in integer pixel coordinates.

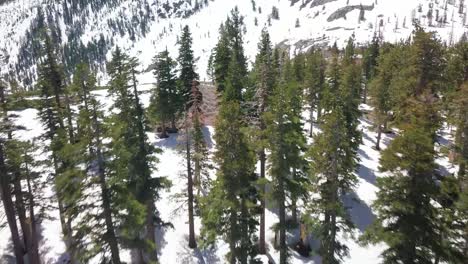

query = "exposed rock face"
[{"left": 327, "top": 4, "right": 375, "bottom": 22}]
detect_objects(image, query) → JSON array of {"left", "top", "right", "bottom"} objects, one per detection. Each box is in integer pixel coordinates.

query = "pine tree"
[
  {"left": 36, "top": 32, "right": 78, "bottom": 259},
  {"left": 184, "top": 80, "right": 206, "bottom": 249},
  {"left": 213, "top": 23, "right": 231, "bottom": 92},
  {"left": 306, "top": 105, "right": 357, "bottom": 264},
  {"left": 0, "top": 81, "right": 26, "bottom": 264},
  {"left": 252, "top": 28, "right": 275, "bottom": 255},
  {"left": 362, "top": 26, "right": 453, "bottom": 264},
  {"left": 305, "top": 48, "right": 326, "bottom": 136},
  {"left": 200, "top": 100, "right": 259, "bottom": 263},
  {"left": 149, "top": 50, "right": 179, "bottom": 137},
  {"left": 68, "top": 63, "right": 121, "bottom": 264},
  {"left": 362, "top": 35, "right": 380, "bottom": 103},
  {"left": 369, "top": 43, "right": 400, "bottom": 150},
  {"left": 305, "top": 38, "right": 361, "bottom": 263},
  {"left": 106, "top": 48, "right": 167, "bottom": 263},
  {"left": 177, "top": 25, "right": 198, "bottom": 111},
  {"left": 188, "top": 80, "right": 210, "bottom": 197},
  {"left": 264, "top": 55, "right": 307, "bottom": 264}
]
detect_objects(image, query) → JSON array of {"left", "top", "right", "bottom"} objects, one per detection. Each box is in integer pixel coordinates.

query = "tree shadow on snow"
[
  {"left": 156, "top": 226, "right": 169, "bottom": 257},
  {"left": 358, "top": 147, "right": 371, "bottom": 160},
  {"left": 173, "top": 234, "right": 220, "bottom": 264},
  {"left": 155, "top": 132, "right": 179, "bottom": 149},
  {"left": 343, "top": 192, "right": 375, "bottom": 232},
  {"left": 36, "top": 223, "right": 70, "bottom": 264},
  {"left": 201, "top": 126, "right": 214, "bottom": 149},
  {"left": 357, "top": 164, "right": 376, "bottom": 185},
  {"left": 0, "top": 236, "right": 16, "bottom": 264}
]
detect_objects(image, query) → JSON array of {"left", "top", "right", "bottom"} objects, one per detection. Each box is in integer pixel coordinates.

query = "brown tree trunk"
[
  {"left": 143, "top": 201, "right": 158, "bottom": 263},
  {"left": 0, "top": 144, "right": 25, "bottom": 264},
  {"left": 13, "top": 177, "right": 30, "bottom": 250},
  {"left": 309, "top": 106, "right": 314, "bottom": 137},
  {"left": 376, "top": 123, "right": 382, "bottom": 150},
  {"left": 93, "top": 102, "right": 121, "bottom": 264},
  {"left": 259, "top": 149, "right": 266, "bottom": 254},
  {"left": 25, "top": 161, "right": 41, "bottom": 264},
  {"left": 278, "top": 185, "right": 287, "bottom": 264},
  {"left": 186, "top": 120, "right": 197, "bottom": 249},
  {"left": 291, "top": 168, "right": 298, "bottom": 225}
]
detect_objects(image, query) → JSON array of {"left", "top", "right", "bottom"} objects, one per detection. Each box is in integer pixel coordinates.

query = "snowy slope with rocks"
[{"left": 0, "top": 0, "right": 467, "bottom": 87}]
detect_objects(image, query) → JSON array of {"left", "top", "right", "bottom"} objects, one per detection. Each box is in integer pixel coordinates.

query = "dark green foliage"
[
  {"left": 264, "top": 55, "right": 307, "bottom": 264},
  {"left": 177, "top": 25, "right": 199, "bottom": 110},
  {"left": 149, "top": 50, "right": 179, "bottom": 137},
  {"left": 362, "top": 26, "right": 461, "bottom": 264},
  {"left": 106, "top": 48, "right": 167, "bottom": 262},
  {"left": 213, "top": 7, "right": 248, "bottom": 98},
  {"left": 305, "top": 48, "right": 326, "bottom": 135},
  {"left": 200, "top": 101, "right": 259, "bottom": 263}
]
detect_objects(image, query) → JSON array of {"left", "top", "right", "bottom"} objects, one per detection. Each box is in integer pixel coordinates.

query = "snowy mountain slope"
[{"left": 0, "top": 0, "right": 467, "bottom": 88}]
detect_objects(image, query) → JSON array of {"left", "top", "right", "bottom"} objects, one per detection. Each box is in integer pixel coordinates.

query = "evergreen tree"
[
  {"left": 68, "top": 63, "right": 121, "bottom": 264},
  {"left": 305, "top": 49, "right": 326, "bottom": 136},
  {"left": 149, "top": 50, "right": 179, "bottom": 137},
  {"left": 252, "top": 28, "right": 275, "bottom": 255},
  {"left": 36, "top": 32, "right": 79, "bottom": 259},
  {"left": 213, "top": 23, "right": 231, "bottom": 93},
  {"left": 106, "top": 48, "right": 167, "bottom": 263},
  {"left": 264, "top": 55, "right": 307, "bottom": 264},
  {"left": 200, "top": 100, "right": 259, "bottom": 263},
  {"left": 0, "top": 81, "right": 26, "bottom": 264},
  {"left": 177, "top": 25, "right": 198, "bottom": 111},
  {"left": 362, "top": 26, "right": 453, "bottom": 264},
  {"left": 362, "top": 35, "right": 380, "bottom": 103},
  {"left": 369, "top": 43, "right": 400, "bottom": 150}
]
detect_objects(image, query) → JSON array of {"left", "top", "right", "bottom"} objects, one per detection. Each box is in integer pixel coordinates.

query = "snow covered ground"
[{"left": 0, "top": 80, "right": 458, "bottom": 263}]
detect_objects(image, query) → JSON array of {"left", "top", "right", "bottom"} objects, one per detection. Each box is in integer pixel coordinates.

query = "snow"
[
  {"left": 0, "top": 0, "right": 465, "bottom": 262},
  {"left": 1, "top": 0, "right": 466, "bottom": 83}
]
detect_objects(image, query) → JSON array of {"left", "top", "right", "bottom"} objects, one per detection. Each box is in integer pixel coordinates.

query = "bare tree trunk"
[
  {"left": 186, "top": 119, "right": 197, "bottom": 249},
  {"left": 0, "top": 144, "right": 25, "bottom": 264},
  {"left": 13, "top": 177, "right": 30, "bottom": 250},
  {"left": 259, "top": 149, "right": 266, "bottom": 254},
  {"left": 279, "top": 184, "right": 287, "bottom": 264},
  {"left": 291, "top": 168, "right": 298, "bottom": 225},
  {"left": 25, "top": 161, "right": 41, "bottom": 264},
  {"left": 376, "top": 123, "right": 382, "bottom": 150},
  {"left": 93, "top": 102, "right": 121, "bottom": 264},
  {"left": 229, "top": 210, "right": 237, "bottom": 264},
  {"left": 309, "top": 106, "right": 314, "bottom": 137}
]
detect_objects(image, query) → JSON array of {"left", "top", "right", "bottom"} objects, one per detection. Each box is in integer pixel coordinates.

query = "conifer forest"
[{"left": 0, "top": 0, "right": 467, "bottom": 263}]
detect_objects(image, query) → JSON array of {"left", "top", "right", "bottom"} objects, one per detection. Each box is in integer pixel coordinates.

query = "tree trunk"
[
  {"left": 278, "top": 180, "right": 287, "bottom": 264},
  {"left": 93, "top": 103, "right": 121, "bottom": 264},
  {"left": 363, "top": 82, "right": 368, "bottom": 104},
  {"left": 186, "top": 120, "right": 197, "bottom": 249},
  {"left": 291, "top": 168, "right": 298, "bottom": 225},
  {"left": 64, "top": 93, "right": 75, "bottom": 143},
  {"left": 143, "top": 200, "right": 158, "bottom": 263},
  {"left": 25, "top": 161, "right": 41, "bottom": 264},
  {"left": 259, "top": 149, "right": 266, "bottom": 254},
  {"left": 239, "top": 197, "right": 249, "bottom": 264},
  {"left": 229, "top": 209, "right": 237, "bottom": 264},
  {"left": 0, "top": 144, "right": 25, "bottom": 264},
  {"left": 13, "top": 177, "right": 30, "bottom": 250},
  {"left": 376, "top": 123, "right": 382, "bottom": 150},
  {"left": 309, "top": 106, "right": 314, "bottom": 137}
]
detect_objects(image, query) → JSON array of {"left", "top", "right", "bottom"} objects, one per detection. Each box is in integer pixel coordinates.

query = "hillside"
[
  {"left": 0, "top": 1, "right": 467, "bottom": 264},
  {"left": 0, "top": 0, "right": 466, "bottom": 88}
]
